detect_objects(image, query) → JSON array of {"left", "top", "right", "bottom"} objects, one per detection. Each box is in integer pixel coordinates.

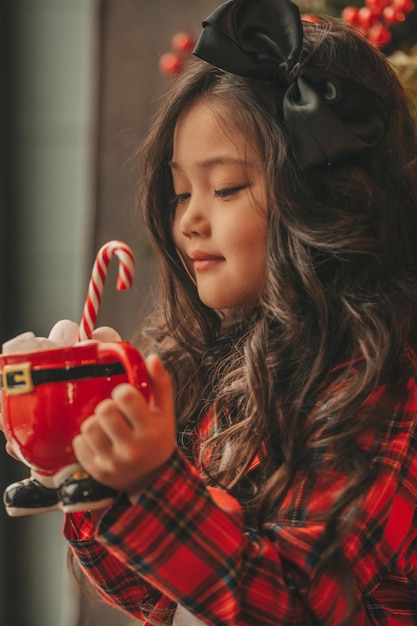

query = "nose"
[{"left": 178, "top": 196, "right": 210, "bottom": 238}]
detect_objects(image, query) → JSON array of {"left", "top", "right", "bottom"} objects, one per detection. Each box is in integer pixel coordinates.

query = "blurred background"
[
  {"left": 0, "top": 1, "right": 415, "bottom": 625},
  {"left": 0, "top": 1, "right": 219, "bottom": 624}
]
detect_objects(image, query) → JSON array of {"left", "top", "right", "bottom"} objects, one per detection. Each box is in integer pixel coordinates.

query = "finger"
[
  {"left": 145, "top": 354, "right": 174, "bottom": 413},
  {"left": 5, "top": 441, "right": 20, "bottom": 460},
  {"left": 72, "top": 433, "right": 97, "bottom": 468},
  {"left": 93, "top": 396, "right": 134, "bottom": 441},
  {"left": 79, "top": 414, "right": 114, "bottom": 454},
  {"left": 110, "top": 383, "right": 148, "bottom": 431}
]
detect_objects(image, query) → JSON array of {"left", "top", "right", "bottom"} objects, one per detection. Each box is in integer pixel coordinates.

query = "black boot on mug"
[
  {"left": 58, "top": 471, "right": 118, "bottom": 513},
  {"left": 3, "top": 477, "right": 61, "bottom": 516}
]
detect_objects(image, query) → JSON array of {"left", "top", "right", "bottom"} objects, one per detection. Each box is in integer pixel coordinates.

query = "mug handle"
[{"left": 96, "top": 341, "right": 150, "bottom": 401}]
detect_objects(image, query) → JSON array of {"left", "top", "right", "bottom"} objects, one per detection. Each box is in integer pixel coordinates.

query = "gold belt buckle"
[{"left": 2, "top": 363, "right": 34, "bottom": 395}]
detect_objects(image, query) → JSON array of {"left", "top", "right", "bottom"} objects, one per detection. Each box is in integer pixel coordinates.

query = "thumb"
[{"left": 145, "top": 354, "right": 173, "bottom": 412}]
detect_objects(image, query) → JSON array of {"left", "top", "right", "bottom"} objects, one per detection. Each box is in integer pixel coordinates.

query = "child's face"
[{"left": 171, "top": 99, "right": 268, "bottom": 310}]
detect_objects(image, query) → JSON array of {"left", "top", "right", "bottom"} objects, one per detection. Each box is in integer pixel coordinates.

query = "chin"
[
  {"left": 197, "top": 288, "right": 257, "bottom": 310},
  {"left": 200, "top": 298, "right": 251, "bottom": 311}
]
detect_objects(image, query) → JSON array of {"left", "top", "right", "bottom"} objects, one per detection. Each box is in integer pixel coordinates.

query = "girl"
[{"left": 5, "top": 0, "right": 417, "bottom": 623}]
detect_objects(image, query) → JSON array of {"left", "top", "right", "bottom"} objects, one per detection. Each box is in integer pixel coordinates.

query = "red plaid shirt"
[{"left": 64, "top": 351, "right": 417, "bottom": 625}]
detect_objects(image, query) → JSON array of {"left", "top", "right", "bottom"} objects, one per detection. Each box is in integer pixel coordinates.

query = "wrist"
[{"left": 125, "top": 467, "right": 162, "bottom": 503}]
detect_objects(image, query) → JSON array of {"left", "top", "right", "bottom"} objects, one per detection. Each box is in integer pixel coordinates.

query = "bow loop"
[
  {"left": 193, "top": 0, "right": 391, "bottom": 170},
  {"left": 197, "top": 0, "right": 302, "bottom": 82}
]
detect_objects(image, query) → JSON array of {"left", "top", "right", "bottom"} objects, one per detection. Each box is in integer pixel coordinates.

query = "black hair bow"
[{"left": 193, "top": 0, "right": 391, "bottom": 170}]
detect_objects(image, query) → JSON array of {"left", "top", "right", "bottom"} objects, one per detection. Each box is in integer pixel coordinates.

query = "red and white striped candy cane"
[{"left": 78, "top": 240, "right": 135, "bottom": 341}]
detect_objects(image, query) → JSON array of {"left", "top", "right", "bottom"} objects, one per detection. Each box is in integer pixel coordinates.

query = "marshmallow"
[
  {"left": 2, "top": 332, "right": 56, "bottom": 355},
  {"left": 2, "top": 320, "right": 122, "bottom": 356},
  {"left": 91, "top": 326, "right": 122, "bottom": 342},
  {"left": 48, "top": 319, "right": 80, "bottom": 345}
]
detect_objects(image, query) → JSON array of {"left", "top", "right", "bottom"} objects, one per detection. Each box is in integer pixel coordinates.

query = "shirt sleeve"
[
  {"left": 93, "top": 401, "right": 417, "bottom": 626},
  {"left": 63, "top": 376, "right": 417, "bottom": 625},
  {"left": 64, "top": 504, "right": 176, "bottom": 623}
]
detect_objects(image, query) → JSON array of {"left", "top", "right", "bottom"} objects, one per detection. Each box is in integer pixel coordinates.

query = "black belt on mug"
[{"left": 1, "top": 361, "right": 126, "bottom": 396}]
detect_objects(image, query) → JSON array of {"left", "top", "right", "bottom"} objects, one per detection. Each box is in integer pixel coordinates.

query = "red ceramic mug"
[{"left": 0, "top": 341, "right": 150, "bottom": 472}]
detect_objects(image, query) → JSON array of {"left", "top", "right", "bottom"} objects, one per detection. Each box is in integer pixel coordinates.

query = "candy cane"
[{"left": 78, "top": 240, "right": 135, "bottom": 341}]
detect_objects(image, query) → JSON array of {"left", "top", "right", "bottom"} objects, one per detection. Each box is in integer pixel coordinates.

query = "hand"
[{"left": 71, "top": 354, "right": 176, "bottom": 495}]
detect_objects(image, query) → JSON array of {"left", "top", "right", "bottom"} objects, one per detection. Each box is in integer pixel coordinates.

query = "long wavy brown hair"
[{"left": 136, "top": 18, "right": 417, "bottom": 623}]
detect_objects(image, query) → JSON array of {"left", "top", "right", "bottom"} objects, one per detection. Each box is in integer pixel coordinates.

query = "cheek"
[
  {"left": 243, "top": 223, "right": 268, "bottom": 279},
  {"left": 171, "top": 214, "right": 195, "bottom": 276},
  {"left": 237, "top": 219, "right": 267, "bottom": 259},
  {"left": 171, "top": 212, "right": 182, "bottom": 248}
]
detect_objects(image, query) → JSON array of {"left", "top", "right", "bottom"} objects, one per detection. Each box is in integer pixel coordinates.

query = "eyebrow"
[{"left": 168, "top": 156, "right": 255, "bottom": 170}]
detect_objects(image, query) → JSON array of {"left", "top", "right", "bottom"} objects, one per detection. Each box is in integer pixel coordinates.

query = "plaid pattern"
[{"left": 65, "top": 353, "right": 417, "bottom": 625}]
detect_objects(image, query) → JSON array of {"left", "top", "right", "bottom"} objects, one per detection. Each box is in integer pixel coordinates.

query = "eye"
[
  {"left": 173, "top": 192, "right": 191, "bottom": 204},
  {"left": 214, "top": 186, "right": 246, "bottom": 199}
]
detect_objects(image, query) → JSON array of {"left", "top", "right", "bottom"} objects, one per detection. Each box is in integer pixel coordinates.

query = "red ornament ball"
[
  {"left": 392, "top": 0, "right": 415, "bottom": 11},
  {"left": 171, "top": 31, "right": 195, "bottom": 54},
  {"left": 357, "top": 6, "right": 378, "bottom": 28},
  {"left": 159, "top": 52, "right": 183, "bottom": 77},
  {"left": 341, "top": 6, "right": 360, "bottom": 24},
  {"left": 382, "top": 5, "right": 405, "bottom": 23},
  {"left": 368, "top": 22, "right": 392, "bottom": 46}
]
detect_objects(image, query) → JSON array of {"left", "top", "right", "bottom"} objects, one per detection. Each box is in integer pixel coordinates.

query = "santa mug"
[{"left": 0, "top": 341, "right": 150, "bottom": 472}]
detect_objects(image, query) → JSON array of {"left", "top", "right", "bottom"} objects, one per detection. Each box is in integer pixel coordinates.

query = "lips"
[{"left": 187, "top": 250, "right": 225, "bottom": 271}]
